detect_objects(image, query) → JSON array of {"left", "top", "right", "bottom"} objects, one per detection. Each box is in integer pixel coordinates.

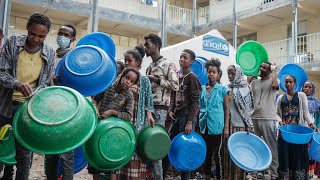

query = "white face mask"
[{"left": 56, "top": 35, "right": 71, "bottom": 49}]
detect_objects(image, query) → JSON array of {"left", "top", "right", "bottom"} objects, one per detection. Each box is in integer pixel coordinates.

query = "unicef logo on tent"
[{"left": 202, "top": 35, "right": 229, "bottom": 56}]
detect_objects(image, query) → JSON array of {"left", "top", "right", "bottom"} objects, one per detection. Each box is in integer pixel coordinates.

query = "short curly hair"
[
  {"left": 144, "top": 34, "right": 162, "bottom": 50},
  {"left": 205, "top": 58, "right": 221, "bottom": 70},
  {"left": 26, "top": 13, "right": 51, "bottom": 32},
  {"left": 62, "top": 24, "right": 77, "bottom": 37},
  {"left": 182, "top": 49, "right": 196, "bottom": 61}
]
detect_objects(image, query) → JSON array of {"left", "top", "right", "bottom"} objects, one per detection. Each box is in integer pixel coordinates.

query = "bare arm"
[{"left": 270, "top": 64, "right": 279, "bottom": 90}]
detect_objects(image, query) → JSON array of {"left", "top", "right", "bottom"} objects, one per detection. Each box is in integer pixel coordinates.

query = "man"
[
  {"left": 45, "top": 24, "right": 76, "bottom": 180},
  {"left": 0, "top": 13, "right": 55, "bottom": 180},
  {"left": 145, "top": 34, "right": 179, "bottom": 180},
  {"left": 0, "top": 27, "right": 4, "bottom": 50},
  {"left": 249, "top": 62, "right": 279, "bottom": 180}
]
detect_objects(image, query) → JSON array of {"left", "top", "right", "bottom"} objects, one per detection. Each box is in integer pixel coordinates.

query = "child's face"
[
  {"left": 207, "top": 66, "right": 219, "bottom": 83},
  {"left": 120, "top": 71, "right": 138, "bottom": 89},
  {"left": 124, "top": 54, "right": 139, "bottom": 69},
  {"left": 227, "top": 67, "right": 236, "bottom": 82},
  {"left": 179, "top": 52, "right": 193, "bottom": 68}
]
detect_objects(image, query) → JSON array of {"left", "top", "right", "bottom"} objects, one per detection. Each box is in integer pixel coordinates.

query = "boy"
[{"left": 164, "top": 49, "right": 201, "bottom": 180}]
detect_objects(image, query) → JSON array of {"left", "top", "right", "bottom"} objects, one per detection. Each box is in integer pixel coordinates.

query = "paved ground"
[
  {"left": 30, "top": 154, "right": 92, "bottom": 180},
  {"left": 2, "top": 154, "right": 320, "bottom": 180},
  {"left": 0, "top": 154, "right": 91, "bottom": 180}
]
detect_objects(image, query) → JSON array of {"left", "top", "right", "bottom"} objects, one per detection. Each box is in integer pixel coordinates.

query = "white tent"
[{"left": 141, "top": 29, "right": 236, "bottom": 85}]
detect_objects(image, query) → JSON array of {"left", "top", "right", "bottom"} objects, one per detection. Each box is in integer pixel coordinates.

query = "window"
[
  {"left": 109, "top": 33, "right": 138, "bottom": 47},
  {"left": 111, "top": 34, "right": 120, "bottom": 45},
  {"left": 120, "top": 36, "right": 129, "bottom": 46},
  {"left": 287, "top": 20, "right": 308, "bottom": 59},
  {"left": 129, "top": 38, "right": 138, "bottom": 47},
  {"left": 264, "top": 0, "right": 275, "bottom": 4},
  {"left": 227, "top": 33, "right": 257, "bottom": 47},
  {"left": 287, "top": 20, "right": 307, "bottom": 38}
]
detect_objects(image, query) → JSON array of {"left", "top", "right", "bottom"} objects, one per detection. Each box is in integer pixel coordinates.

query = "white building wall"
[{"left": 257, "top": 23, "right": 288, "bottom": 43}]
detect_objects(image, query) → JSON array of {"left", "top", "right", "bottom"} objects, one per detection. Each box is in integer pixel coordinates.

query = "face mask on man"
[{"left": 56, "top": 35, "right": 71, "bottom": 49}]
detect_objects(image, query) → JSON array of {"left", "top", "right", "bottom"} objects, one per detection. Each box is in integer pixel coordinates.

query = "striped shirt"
[
  {"left": 93, "top": 83, "right": 134, "bottom": 121},
  {"left": 0, "top": 35, "right": 55, "bottom": 118}
]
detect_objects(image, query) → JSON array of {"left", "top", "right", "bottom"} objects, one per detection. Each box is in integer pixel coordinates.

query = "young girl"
[
  {"left": 89, "top": 67, "right": 140, "bottom": 180},
  {"left": 224, "top": 64, "right": 253, "bottom": 179},
  {"left": 276, "top": 75, "right": 317, "bottom": 179},
  {"left": 199, "top": 58, "right": 229, "bottom": 180},
  {"left": 111, "top": 45, "right": 154, "bottom": 180}
]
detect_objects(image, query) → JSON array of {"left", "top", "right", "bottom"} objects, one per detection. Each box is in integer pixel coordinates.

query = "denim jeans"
[
  {"left": 151, "top": 108, "right": 168, "bottom": 180},
  {"left": 45, "top": 150, "right": 74, "bottom": 180},
  {"left": 162, "top": 111, "right": 196, "bottom": 180},
  {"left": 0, "top": 101, "right": 33, "bottom": 180}
]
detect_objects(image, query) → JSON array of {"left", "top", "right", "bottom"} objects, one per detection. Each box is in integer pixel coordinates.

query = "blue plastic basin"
[
  {"left": 279, "top": 125, "right": 314, "bottom": 144},
  {"left": 228, "top": 132, "right": 272, "bottom": 172},
  {"left": 77, "top": 32, "right": 116, "bottom": 58},
  {"left": 168, "top": 132, "right": 206, "bottom": 172},
  {"left": 190, "top": 56, "right": 208, "bottom": 85},
  {"left": 58, "top": 146, "right": 88, "bottom": 175},
  {"left": 55, "top": 45, "right": 117, "bottom": 96},
  {"left": 278, "top": 64, "right": 308, "bottom": 92},
  {"left": 309, "top": 133, "right": 320, "bottom": 162},
  {"left": 229, "top": 153, "right": 253, "bottom": 172}
]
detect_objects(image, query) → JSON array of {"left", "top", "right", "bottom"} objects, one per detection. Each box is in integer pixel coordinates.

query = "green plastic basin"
[
  {"left": 0, "top": 129, "right": 16, "bottom": 165},
  {"left": 236, "top": 41, "right": 269, "bottom": 76},
  {"left": 13, "top": 86, "right": 97, "bottom": 154},
  {"left": 137, "top": 125, "right": 171, "bottom": 161},
  {"left": 82, "top": 117, "right": 136, "bottom": 171}
]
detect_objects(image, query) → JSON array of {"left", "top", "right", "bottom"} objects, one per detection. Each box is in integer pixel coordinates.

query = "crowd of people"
[{"left": 0, "top": 12, "right": 320, "bottom": 180}]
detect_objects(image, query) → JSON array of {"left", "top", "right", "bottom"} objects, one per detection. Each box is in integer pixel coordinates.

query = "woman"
[
  {"left": 302, "top": 80, "right": 320, "bottom": 177},
  {"left": 223, "top": 64, "right": 254, "bottom": 179},
  {"left": 112, "top": 45, "right": 155, "bottom": 180},
  {"left": 276, "top": 75, "right": 317, "bottom": 180}
]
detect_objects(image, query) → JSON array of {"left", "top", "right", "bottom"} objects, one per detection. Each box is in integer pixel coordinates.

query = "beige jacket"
[{"left": 146, "top": 57, "right": 179, "bottom": 107}]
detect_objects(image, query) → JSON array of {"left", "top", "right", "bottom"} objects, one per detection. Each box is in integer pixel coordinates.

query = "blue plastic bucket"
[
  {"left": 228, "top": 132, "right": 272, "bottom": 172},
  {"left": 55, "top": 45, "right": 117, "bottom": 96},
  {"left": 279, "top": 125, "right": 314, "bottom": 144},
  {"left": 278, "top": 64, "right": 308, "bottom": 92},
  {"left": 168, "top": 132, "right": 206, "bottom": 172},
  {"left": 77, "top": 32, "right": 116, "bottom": 58},
  {"left": 190, "top": 56, "right": 208, "bottom": 85},
  {"left": 58, "top": 146, "right": 88, "bottom": 175}
]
